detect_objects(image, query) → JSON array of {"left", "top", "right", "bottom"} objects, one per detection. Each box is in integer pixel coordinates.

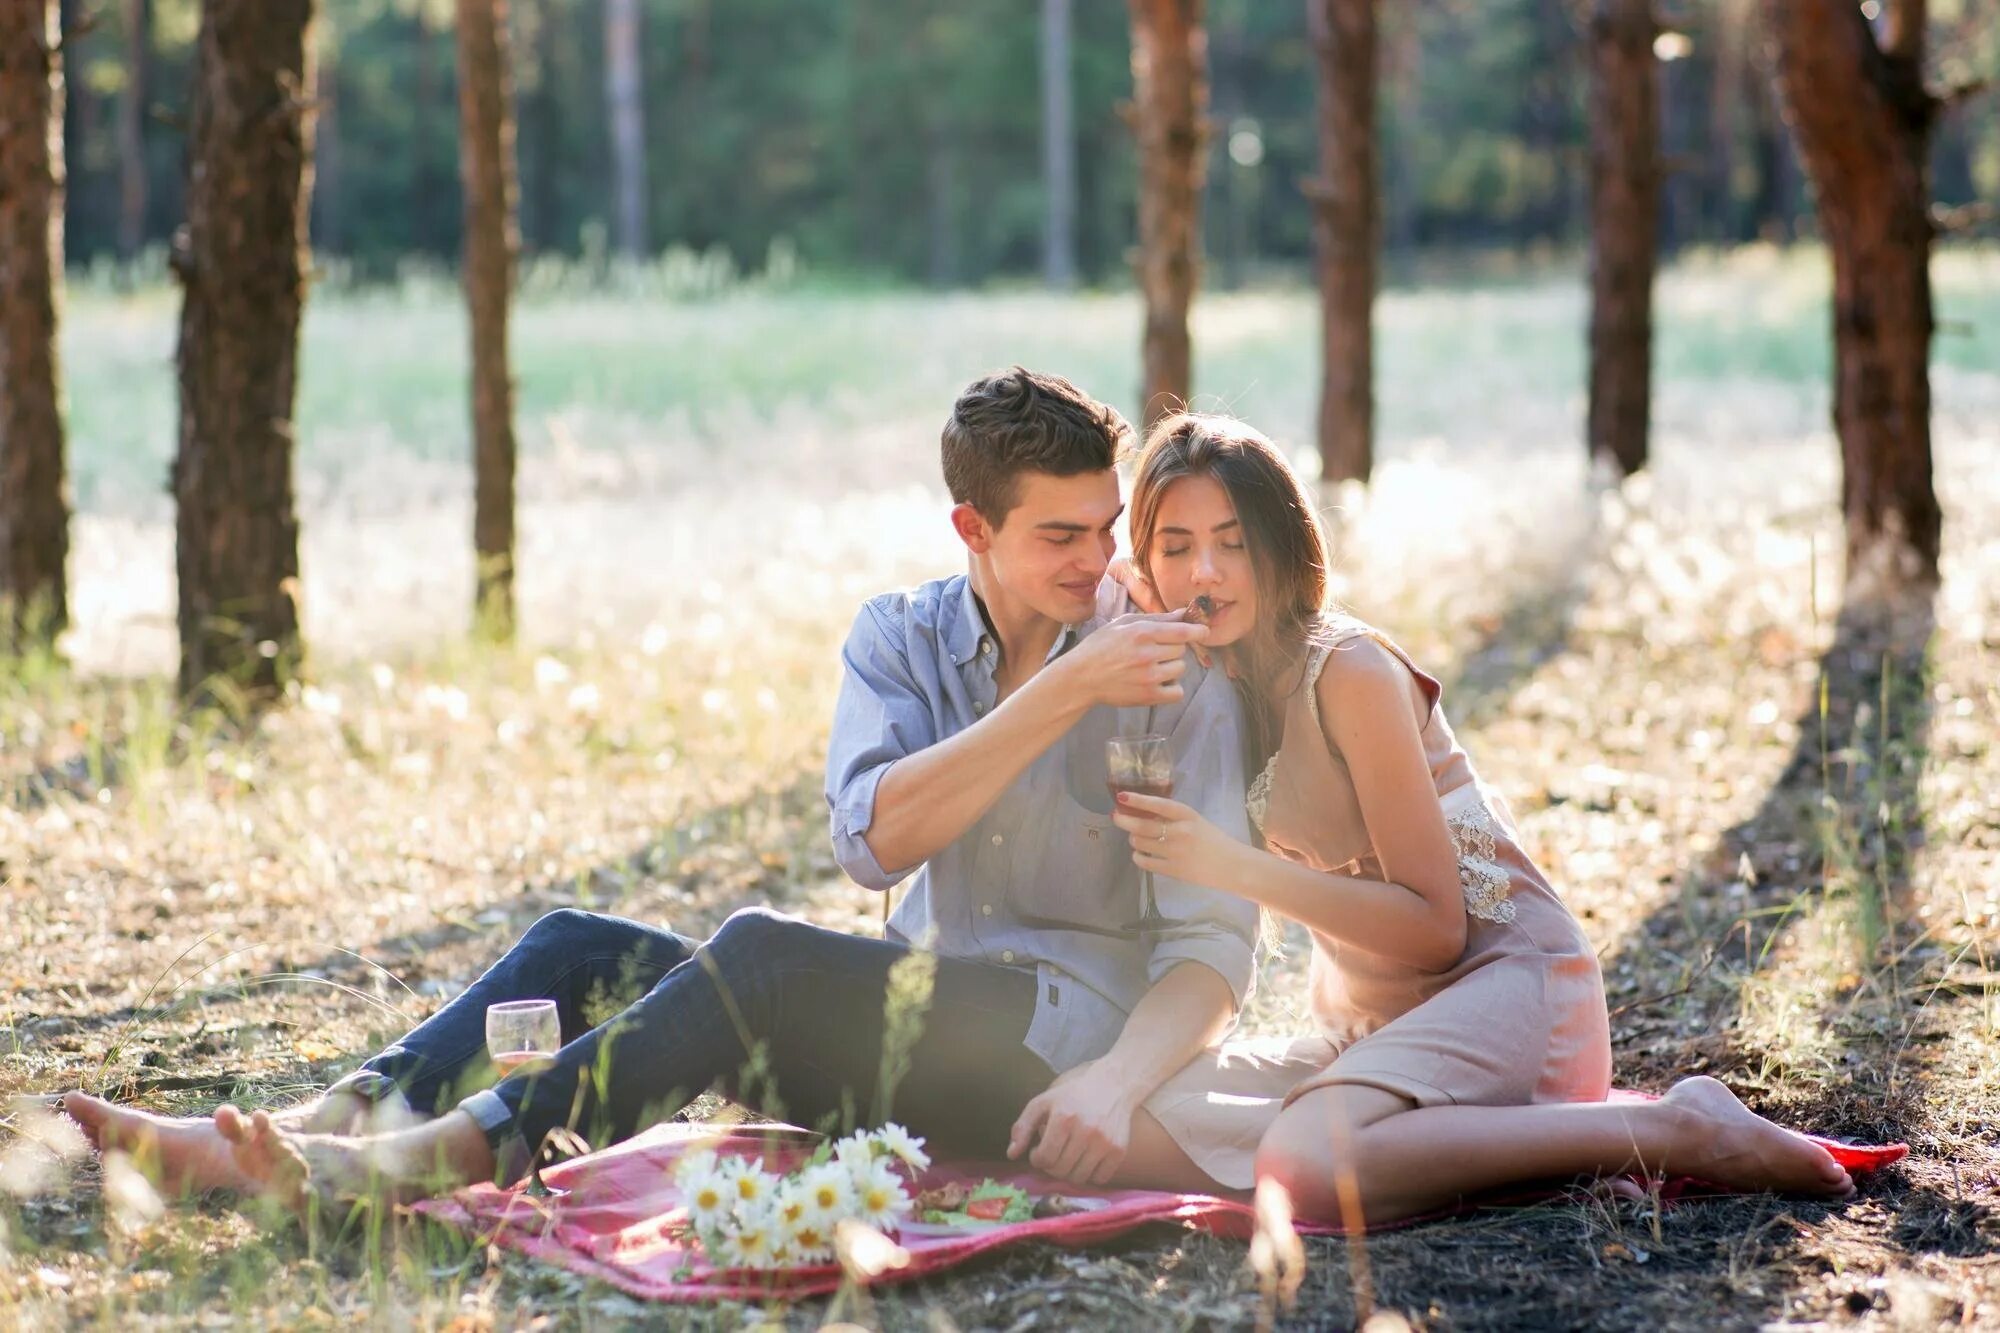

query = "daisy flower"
[
  {"left": 673, "top": 1148, "right": 719, "bottom": 1191},
  {"left": 717, "top": 1155, "right": 779, "bottom": 1211},
  {"left": 849, "top": 1156, "right": 913, "bottom": 1230},
  {"left": 831, "top": 1131, "right": 877, "bottom": 1172},
  {"left": 717, "top": 1210, "right": 778, "bottom": 1270},
  {"left": 676, "top": 1158, "right": 731, "bottom": 1231},
  {"left": 786, "top": 1219, "right": 835, "bottom": 1265},
  {"left": 873, "top": 1122, "right": 930, "bottom": 1172},
  {"left": 796, "top": 1161, "right": 854, "bottom": 1226}
]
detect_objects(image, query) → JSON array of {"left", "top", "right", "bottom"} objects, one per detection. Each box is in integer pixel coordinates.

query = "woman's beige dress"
[{"left": 1142, "top": 620, "right": 1613, "bottom": 1191}]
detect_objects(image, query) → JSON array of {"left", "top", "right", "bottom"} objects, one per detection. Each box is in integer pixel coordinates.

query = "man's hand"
[
  {"left": 1054, "top": 611, "right": 1208, "bottom": 710},
  {"left": 1106, "top": 557, "right": 1165, "bottom": 614},
  {"left": 1006, "top": 1060, "right": 1140, "bottom": 1186}
]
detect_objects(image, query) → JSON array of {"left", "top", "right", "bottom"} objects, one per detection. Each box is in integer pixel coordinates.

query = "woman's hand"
[
  {"left": 1106, "top": 556, "right": 1164, "bottom": 614},
  {"left": 1111, "top": 792, "right": 1244, "bottom": 893}
]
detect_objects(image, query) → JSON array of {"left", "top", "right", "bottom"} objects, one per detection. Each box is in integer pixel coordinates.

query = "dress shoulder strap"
[{"left": 1300, "top": 614, "right": 1377, "bottom": 735}]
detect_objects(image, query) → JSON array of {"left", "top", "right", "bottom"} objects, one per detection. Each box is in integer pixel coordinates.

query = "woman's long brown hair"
[{"left": 1129, "top": 413, "right": 1341, "bottom": 766}]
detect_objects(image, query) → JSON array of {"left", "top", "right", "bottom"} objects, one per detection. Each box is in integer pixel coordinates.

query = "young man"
[{"left": 64, "top": 367, "right": 1255, "bottom": 1204}]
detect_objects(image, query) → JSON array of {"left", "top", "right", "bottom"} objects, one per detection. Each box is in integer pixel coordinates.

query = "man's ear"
[{"left": 950, "top": 502, "right": 994, "bottom": 554}]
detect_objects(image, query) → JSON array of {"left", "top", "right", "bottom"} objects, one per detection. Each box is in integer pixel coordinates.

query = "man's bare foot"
[
  {"left": 216, "top": 1106, "right": 495, "bottom": 1212},
  {"left": 213, "top": 1107, "right": 317, "bottom": 1214},
  {"left": 61, "top": 1093, "right": 259, "bottom": 1197},
  {"left": 1662, "top": 1076, "right": 1855, "bottom": 1198}
]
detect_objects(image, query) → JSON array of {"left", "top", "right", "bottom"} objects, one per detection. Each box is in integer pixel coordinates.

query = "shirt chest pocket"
[{"left": 1006, "top": 795, "right": 1133, "bottom": 932}]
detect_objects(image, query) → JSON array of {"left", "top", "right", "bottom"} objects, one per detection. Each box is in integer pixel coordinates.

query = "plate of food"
[{"left": 900, "top": 1179, "right": 1110, "bottom": 1235}]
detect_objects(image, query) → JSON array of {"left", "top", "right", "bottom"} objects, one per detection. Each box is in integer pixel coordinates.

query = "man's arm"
[
  {"left": 850, "top": 610, "right": 1210, "bottom": 883},
  {"left": 1007, "top": 959, "right": 1235, "bottom": 1184},
  {"left": 1007, "top": 660, "right": 1260, "bottom": 1183}
]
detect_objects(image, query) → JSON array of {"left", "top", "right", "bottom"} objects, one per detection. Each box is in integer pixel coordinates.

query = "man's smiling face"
[{"left": 971, "top": 468, "right": 1123, "bottom": 626}]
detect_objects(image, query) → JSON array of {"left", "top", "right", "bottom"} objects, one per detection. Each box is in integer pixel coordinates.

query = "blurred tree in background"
[{"left": 58, "top": 0, "right": 1997, "bottom": 286}]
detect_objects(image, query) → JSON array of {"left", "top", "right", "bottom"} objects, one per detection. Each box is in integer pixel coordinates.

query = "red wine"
[
  {"left": 1110, "top": 778, "right": 1174, "bottom": 800},
  {"left": 493, "top": 1051, "right": 556, "bottom": 1077}
]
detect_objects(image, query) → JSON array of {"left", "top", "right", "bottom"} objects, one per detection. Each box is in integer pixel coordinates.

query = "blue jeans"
[{"left": 340, "top": 908, "right": 1055, "bottom": 1182}]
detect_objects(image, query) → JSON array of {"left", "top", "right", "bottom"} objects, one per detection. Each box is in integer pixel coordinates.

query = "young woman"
[{"left": 1110, "top": 413, "right": 1857, "bottom": 1226}]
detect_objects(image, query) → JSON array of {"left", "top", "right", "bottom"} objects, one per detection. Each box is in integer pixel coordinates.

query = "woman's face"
[{"left": 1145, "top": 473, "right": 1258, "bottom": 648}]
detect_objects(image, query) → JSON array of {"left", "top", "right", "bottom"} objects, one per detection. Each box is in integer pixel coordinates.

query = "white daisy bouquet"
[{"left": 671, "top": 1123, "right": 931, "bottom": 1271}]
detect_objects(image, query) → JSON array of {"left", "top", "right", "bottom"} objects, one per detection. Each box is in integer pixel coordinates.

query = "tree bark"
[
  {"left": 603, "top": 0, "right": 647, "bottom": 259},
  {"left": 1127, "top": 0, "right": 1207, "bottom": 429},
  {"left": 1586, "top": 0, "right": 1659, "bottom": 478},
  {"left": 117, "top": 0, "right": 150, "bottom": 263},
  {"left": 1306, "top": 0, "right": 1375, "bottom": 486},
  {"left": 0, "top": 0, "right": 70, "bottom": 648},
  {"left": 1041, "top": 0, "right": 1077, "bottom": 289},
  {"left": 1763, "top": 0, "right": 1941, "bottom": 594},
  {"left": 174, "top": 0, "right": 314, "bottom": 701},
  {"left": 456, "top": 0, "right": 520, "bottom": 638}
]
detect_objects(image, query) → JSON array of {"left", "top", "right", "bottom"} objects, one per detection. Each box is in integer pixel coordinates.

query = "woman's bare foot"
[
  {"left": 61, "top": 1093, "right": 259, "bottom": 1197},
  {"left": 1661, "top": 1076, "right": 1855, "bottom": 1198},
  {"left": 215, "top": 1106, "right": 496, "bottom": 1213}
]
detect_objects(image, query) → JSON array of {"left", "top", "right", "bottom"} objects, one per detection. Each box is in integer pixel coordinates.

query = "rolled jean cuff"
[
  {"left": 324, "top": 1068, "right": 413, "bottom": 1112},
  {"left": 457, "top": 1088, "right": 532, "bottom": 1185}
]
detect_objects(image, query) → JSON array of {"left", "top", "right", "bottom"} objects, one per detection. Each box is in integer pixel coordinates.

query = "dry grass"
[{"left": 4, "top": 257, "right": 2000, "bottom": 1328}]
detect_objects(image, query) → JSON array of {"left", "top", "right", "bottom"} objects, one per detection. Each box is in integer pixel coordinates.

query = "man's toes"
[
  {"left": 61, "top": 1092, "right": 113, "bottom": 1143},
  {"left": 214, "top": 1104, "right": 251, "bottom": 1145}
]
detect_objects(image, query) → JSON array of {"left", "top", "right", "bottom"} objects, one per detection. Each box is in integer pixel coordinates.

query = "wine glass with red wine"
[
  {"left": 486, "top": 999, "right": 569, "bottom": 1197},
  {"left": 487, "top": 999, "right": 560, "bottom": 1078},
  {"left": 1106, "top": 733, "right": 1174, "bottom": 929}
]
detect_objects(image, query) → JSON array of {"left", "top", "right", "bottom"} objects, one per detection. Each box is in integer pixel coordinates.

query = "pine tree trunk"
[
  {"left": 1306, "top": 0, "right": 1375, "bottom": 486},
  {"left": 173, "top": 0, "right": 314, "bottom": 701},
  {"left": 1586, "top": 0, "right": 1658, "bottom": 478},
  {"left": 456, "top": 0, "right": 519, "bottom": 638},
  {"left": 0, "top": 0, "right": 70, "bottom": 648},
  {"left": 117, "top": 0, "right": 150, "bottom": 263},
  {"left": 603, "top": 0, "right": 647, "bottom": 259},
  {"left": 1041, "top": 0, "right": 1077, "bottom": 289},
  {"left": 1127, "top": 0, "right": 1207, "bottom": 429},
  {"left": 1764, "top": 0, "right": 1940, "bottom": 595}
]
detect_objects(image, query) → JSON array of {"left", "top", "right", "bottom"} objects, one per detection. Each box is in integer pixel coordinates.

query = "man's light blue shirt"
[{"left": 825, "top": 573, "right": 1258, "bottom": 1072}]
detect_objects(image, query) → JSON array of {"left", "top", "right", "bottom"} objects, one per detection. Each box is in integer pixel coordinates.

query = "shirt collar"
[{"left": 948, "top": 574, "right": 1084, "bottom": 668}]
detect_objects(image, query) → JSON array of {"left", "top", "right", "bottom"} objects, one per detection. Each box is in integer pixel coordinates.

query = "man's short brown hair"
[{"left": 941, "top": 367, "right": 1133, "bottom": 526}]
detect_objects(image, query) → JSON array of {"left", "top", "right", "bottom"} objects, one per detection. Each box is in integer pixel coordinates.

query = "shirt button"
[
  {"left": 981, "top": 904, "right": 994, "bottom": 917},
  {"left": 981, "top": 640, "right": 994, "bottom": 656},
  {"left": 1001, "top": 950, "right": 1016, "bottom": 963},
  {"left": 973, "top": 702, "right": 986, "bottom": 715},
  {"left": 990, "top": 834, "right": 1003, "bottom": 846}
]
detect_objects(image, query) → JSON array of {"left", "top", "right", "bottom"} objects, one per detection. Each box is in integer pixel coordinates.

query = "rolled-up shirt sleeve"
[
  {"left": 826, "top": 599, "right": 938, "bottom": 892},
  {"left": 1145, "top": 657, "right": 1259, "bottom": 1005}
]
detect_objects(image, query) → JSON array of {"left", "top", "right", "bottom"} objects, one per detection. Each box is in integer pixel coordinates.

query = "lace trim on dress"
[
  {"left": 1444, "top": 798, "right": 1518, "bottom": 924},
  {"left": 1246, "top": 752, "right": 1279, "bottom": 833}
]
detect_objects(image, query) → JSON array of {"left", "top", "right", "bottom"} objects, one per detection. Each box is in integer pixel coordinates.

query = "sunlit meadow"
[{"left": 3, "top": 245, "right": 1998, "bottom": 1327}]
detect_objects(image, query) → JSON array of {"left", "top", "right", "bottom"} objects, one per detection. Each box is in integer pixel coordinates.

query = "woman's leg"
[
  {"left": 1109, "top": 1111, "right": 1229, "bottom": 1194},
  {"left": 1254, "top": 1076, "right": 1856, "bottom": 1227}
]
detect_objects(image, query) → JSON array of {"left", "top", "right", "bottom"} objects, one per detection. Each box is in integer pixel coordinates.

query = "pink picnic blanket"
[{"left": 413, "top": 1099, "right": 1906, "bottom": 1304}]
